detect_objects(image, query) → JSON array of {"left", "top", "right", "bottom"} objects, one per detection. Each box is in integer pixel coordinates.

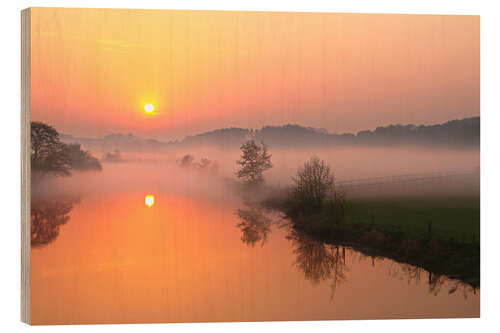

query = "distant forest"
[{"left": 61, "top": 117, "right": 479, "bottom": 152}]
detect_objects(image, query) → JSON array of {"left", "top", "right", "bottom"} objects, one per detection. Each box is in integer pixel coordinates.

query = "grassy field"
[
  {"left": 343, "top": 195, "right": 480, "bottom": 243},
  {"left": 262, "top": 179, "right": 480, "bottom": 286}
]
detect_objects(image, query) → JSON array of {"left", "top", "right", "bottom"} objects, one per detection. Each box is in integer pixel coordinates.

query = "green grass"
[
  {"left": 264, "top": 190, "right": 480, "bottom": 286},
  {"left": 343, "top": 195, "right": 480, "bottom": 243}
]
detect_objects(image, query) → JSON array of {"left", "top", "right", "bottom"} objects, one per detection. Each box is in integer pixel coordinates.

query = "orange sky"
[{"left": 30, "top": 8, "right": 479, "bottom": 141}]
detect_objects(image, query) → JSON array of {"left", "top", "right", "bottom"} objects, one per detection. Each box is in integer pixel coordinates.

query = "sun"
[
  {"left": 144, "top": 104, "right": 155, "bottom": 113},
  {"left": 145, "top": 195, "right": 155, "bottom": 207}
]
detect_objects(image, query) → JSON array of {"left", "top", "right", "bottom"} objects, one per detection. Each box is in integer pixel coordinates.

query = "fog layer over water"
[
  {"left": 30, "top": 145, "right": 480, "bottom": 324},
  {"left": 32, "top": 145, "right": 479, "bottom": 201}
]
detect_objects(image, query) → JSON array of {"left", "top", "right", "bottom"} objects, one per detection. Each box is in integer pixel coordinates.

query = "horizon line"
[{"left": 52, "top": 115, "right": 480, "bottom": 143}]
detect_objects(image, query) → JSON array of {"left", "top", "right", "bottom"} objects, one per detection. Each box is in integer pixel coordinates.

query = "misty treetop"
[
  {"left": 236, "top": 140, "right": 273, "bottom": 185},
  {"left": 102, "top": 149, "right": 123, "bottom": 163},
  {"left": 283, "top": 156, "right": 346, "bottom": 226},
  {"left": 31, "top": 121, "right": 102, "bottom": 178},
  {"left": 62, "top": 143, "right": 102, "bottom": 171},
  {"left": 177, "top": 154, "right": 219, "bottom": 172},
  {"left": 291, "top": 157, "right": 335, "bottom": 212}
]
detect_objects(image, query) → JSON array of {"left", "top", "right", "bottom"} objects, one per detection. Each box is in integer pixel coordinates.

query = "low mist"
[{"left": 32, "top": 144, "right": 479, "bottom": 203}]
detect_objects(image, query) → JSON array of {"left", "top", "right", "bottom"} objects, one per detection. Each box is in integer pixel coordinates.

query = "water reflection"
[
  {"left": 236, "top": 202, "right": 273, "bottom": 247},
  {"left": 145, "top": 194, "right": 155, "bottom": 207},
  {"left": 387, "top": 261, "right": 476, "bottom": 300},
  {"left": 287, "top": 229, "right": 347, "bottom": 299},
  {"left": 29, "top": 187, "right": 478, "bottom": 323},
  {"left": 235, "top": 201, "right": 347, "bottom": 298},
  {"left": 235, "top": 200, "right": 477, "bottom": 300},
  {"left": 31, "top": 198, "right": 79, "bottom": 247}
]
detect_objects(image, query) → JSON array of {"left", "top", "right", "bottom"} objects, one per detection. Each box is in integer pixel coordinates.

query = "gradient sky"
[{"left": 30, "top": 8, "right": 479, "bottom": 141}]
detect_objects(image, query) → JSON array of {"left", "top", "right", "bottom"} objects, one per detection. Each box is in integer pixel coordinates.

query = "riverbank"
[{"left": 263, "top": 193, "right": 480, "bottom": 288}]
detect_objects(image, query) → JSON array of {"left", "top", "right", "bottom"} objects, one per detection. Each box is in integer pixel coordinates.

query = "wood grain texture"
[{"left": 21, "top": 7, "right": 31, "bottom": 325}]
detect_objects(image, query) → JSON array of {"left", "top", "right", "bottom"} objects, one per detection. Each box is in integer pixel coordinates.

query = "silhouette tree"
[
  {"left": 31, "top": 121, "right": 102, "bottom": 177},
  {"left": 236, "top": 140, "right": 272, "bottom": 186},
  {"left": 288, "top": 157, "right": 346, "bottom": 222},
  {"left": 31, "top": 122, "right": 71, "bottom": 177},
  {"left": 176, "top": 154, "right": 219, "bottom": 173},
  {"left": 62, "top": 143, "right": 102, "bottom": 171},
  {"left": 291, "top": 156, "right": 333, "bottom": 211},
  {"left": 177, "top": 154, "right": 195, "bottom": 168}
]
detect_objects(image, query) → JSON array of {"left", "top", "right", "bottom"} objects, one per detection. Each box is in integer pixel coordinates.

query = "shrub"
[{"left": 287, "top": 156, "right": 346, "bottom": 225}]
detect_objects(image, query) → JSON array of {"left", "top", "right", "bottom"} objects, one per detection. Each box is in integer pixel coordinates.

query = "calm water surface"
[{"left": 31, "top": 163, "right": 479, "bottom": 324}]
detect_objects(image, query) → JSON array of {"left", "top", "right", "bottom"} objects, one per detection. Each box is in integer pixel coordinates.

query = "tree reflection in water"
[
  {"left": 31, "top": 198, "right": 79, "bottom": 247},
  {"left": 380, "top": 257, "right": 478, "bottom": 298},
  {"left": 236, "top": 201, "right": 273, "bottom": 247},
  {"left": 241, "top": 199, "right": 481, "bottom": 300},
  {"left": 287, "top": 229, "right": 347, "bottom": 299},
  {"left": 235, "top": 200, "right": 348, "bottom": 299}
]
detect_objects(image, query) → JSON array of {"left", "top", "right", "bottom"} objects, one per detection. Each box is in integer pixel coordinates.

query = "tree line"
[
  {"left": 31, "top": 121, "right": 102, "bottom": 180},
  {"left": 182, "top": 117, "right": 479, "bottom": 148}
]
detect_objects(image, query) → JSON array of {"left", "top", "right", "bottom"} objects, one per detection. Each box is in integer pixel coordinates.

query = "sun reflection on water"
[{"left": 145, "top": 195, "right": 155, "bottom": 207}]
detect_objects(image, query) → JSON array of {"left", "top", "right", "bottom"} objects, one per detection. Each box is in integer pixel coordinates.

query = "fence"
[{"left": 336, "top": 170, "right": 478, "bottom": 190}]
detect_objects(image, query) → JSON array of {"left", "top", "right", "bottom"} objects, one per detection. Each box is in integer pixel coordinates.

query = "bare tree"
[
  {"left": 236, "top": 140, "right": 272, "bottom": 186},
  {"left": 289, "top": 156, "right": 346, "bottom": 222},
  {"left": 292, "top": 156, "right": 333, "bottom": 210}
]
